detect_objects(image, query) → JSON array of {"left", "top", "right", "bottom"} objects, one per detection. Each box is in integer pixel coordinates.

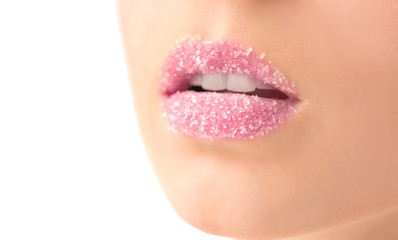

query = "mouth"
[{"left": 160, "top": 38, "right": 299, "bottom": 140}]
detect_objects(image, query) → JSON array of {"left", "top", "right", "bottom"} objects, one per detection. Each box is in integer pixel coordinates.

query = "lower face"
[{"left": 118, "top": 1, "right": 398, "bottom": 239}]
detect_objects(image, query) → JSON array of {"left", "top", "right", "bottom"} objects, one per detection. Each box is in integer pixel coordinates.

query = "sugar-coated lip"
[{"left": 160, "top": 38, "right": 299, "bottom": 140}]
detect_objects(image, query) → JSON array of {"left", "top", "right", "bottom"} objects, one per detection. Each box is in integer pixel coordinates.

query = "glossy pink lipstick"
[{"left": 160, "top": 38, "right": 299, "bottom": 140}]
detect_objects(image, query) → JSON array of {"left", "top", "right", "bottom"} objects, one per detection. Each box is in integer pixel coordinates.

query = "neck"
[{"left": 240, "top": 206, "right": 398, "bottom": 240}]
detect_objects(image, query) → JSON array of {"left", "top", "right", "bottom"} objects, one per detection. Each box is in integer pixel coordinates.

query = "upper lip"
[{"left": 159, "top": 37, "right": 298, "bottom": 100}]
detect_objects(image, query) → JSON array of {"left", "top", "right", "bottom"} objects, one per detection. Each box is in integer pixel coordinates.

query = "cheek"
[
  {"left": 293, "top": 0, "right": 398, "bottom": 215},
  {"left": 316, "top": 0, "right": 398, "bottom": 155}
]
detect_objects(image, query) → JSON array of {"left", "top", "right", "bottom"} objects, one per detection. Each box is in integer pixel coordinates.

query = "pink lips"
[{"left": 160, "top": 38, "right": 299, "bottom": 140}]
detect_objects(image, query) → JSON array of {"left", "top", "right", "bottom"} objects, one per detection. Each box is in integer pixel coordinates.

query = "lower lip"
[{"left": 163, "top": 91, "right": 297, "bottom": 140}]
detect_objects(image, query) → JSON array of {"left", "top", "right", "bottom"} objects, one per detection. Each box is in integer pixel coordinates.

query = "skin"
[{"left": 117, "top": 1, "right": 398, "bottom": 239}]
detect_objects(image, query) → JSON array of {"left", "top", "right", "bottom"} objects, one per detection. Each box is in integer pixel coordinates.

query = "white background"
[{"left": 0, "top": 1, "right": 226, "bottom": 239}]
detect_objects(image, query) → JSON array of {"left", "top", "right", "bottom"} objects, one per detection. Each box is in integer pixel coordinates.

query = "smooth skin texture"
[{"left": 118, "top": 1, "right": 398, "bottom": 239}]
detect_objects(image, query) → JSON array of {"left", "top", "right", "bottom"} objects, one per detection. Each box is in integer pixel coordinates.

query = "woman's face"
[{"left": 118, "top": 1, "right": 398, "bottom": 239}]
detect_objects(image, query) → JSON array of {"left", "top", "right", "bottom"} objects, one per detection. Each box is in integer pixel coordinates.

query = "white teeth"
[
  {"left": 190, "top": 75, "right": 202, "bottom": 86},
  {"left": 201, "top": 74, "right": 227, "bottom": 91},
  {"left": 256, "top": 81, "right": 275, "bottom": 90},
  {"left": 189, "top": 74, "right": 275, "bottom": 93},
  {"left": 226, "top": 74, "right": 256, "bottom": 92}
]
